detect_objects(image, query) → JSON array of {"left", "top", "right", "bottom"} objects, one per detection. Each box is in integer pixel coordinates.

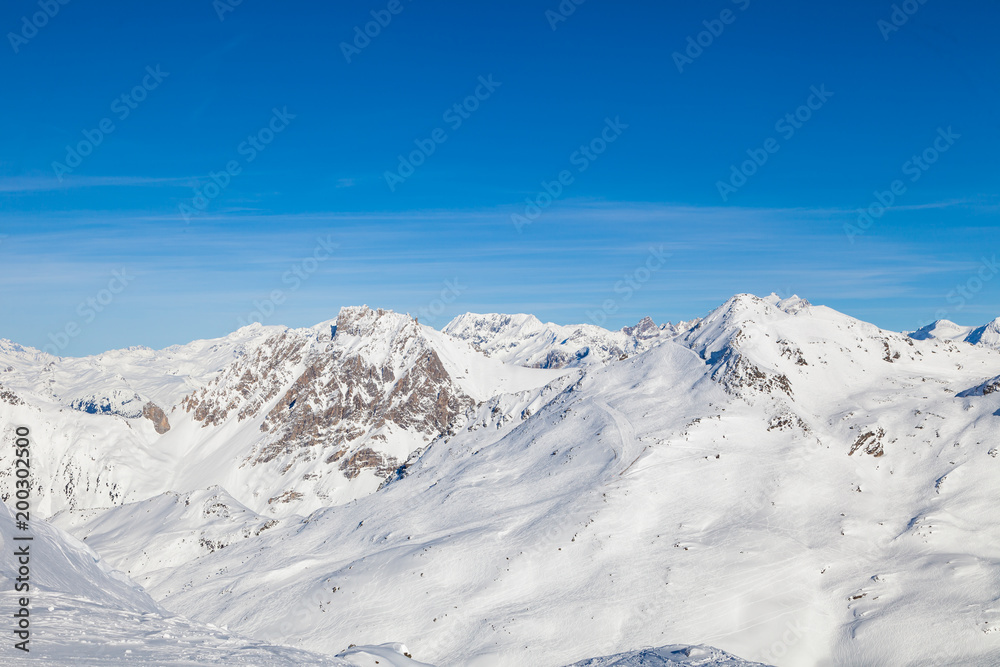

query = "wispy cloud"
[{"left": 0, "top": 175, "right": 191, "bottom": 193}]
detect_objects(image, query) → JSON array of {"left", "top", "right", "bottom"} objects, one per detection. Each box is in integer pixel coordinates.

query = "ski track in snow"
[{"left": 594, "top": 400, "right": 647, "bottom": 477}]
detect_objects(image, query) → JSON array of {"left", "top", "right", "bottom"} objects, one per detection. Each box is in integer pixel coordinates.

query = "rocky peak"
[
  {"left": 909, "top": 319, "right": 967, "bottom": 341},
  {"left": 678, "top": 294, "right": 779, "bottom": 360},
  {"left": 336, "top": 305, "right": 413, "bottom": 338},
  {"left": 763, "top": 292, "right": 812, "bottom": 314},
  {"left": 442, "top": 313, "right": 546, "bottom": 351},
  {"left": 621, "top": 316, "right": 659, "bottom": 339},
  {"left": 180, "top": 328, "right": 316, "bottom": 428},
  {"left": 442, "top": 312, "right": 672, "bottom": 368},
  {"left": 176, "top": 309, "right": 476, "bottom": 513}
]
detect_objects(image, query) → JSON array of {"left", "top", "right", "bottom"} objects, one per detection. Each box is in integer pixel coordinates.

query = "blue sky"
[{"left": 1, "top": 0, "right": 998, "bottom": 355}]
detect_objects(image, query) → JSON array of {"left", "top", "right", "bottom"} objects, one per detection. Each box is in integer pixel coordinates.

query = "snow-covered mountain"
[
  {"left": 4, "top": 293, "right": 1000, "bottom": 665},
  {"left": 442, "top": 312, "right": 698, "bottom": 368},
  {"left": 0, "top": 306, "right": 569, "bottom": 518},
  {"left": 566, "top": 645, "right": 770, "bottom": 667},
  {"left": 910, "top": 316, "right": 1000, "bottom": 349}
]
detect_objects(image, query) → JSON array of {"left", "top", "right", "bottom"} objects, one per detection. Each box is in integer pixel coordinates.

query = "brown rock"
[{"left": 142, "top": 402, "right": 171, "bottom": 434}]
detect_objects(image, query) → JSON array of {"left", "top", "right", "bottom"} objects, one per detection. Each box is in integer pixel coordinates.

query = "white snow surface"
[
  {"left": 0, "top": 497, "right": 406, "bottom": 665},
  {"left": 3, "top": 294, "right": 1000, "bottom": 664}
]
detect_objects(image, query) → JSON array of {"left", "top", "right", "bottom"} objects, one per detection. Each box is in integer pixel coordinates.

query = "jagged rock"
[
  {"left": 0, "top": 384, "right": 22, "bottom": 406},
  {"left": 180, "top": 307, "right": 475, "bottom": 488},
  {"left": 71, "top": 390, "right": 145, "bottom": 419},
  {"left": 254, "top": 309, "right": 474, "bottom": 475},
  {"left": 850, "top": 428, "right": 886, "bottom": 457},
  {"left": 143, "top": 402, "right": 171, "bottom": 434},
  {"left": 711, "top": 348, "right": 793, "bottom": 397},
  {"left": 957, "top": 375, "right": 1000, "bottom": 398}
]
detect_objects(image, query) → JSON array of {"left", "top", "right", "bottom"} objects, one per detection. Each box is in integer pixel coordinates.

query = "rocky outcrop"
[
  {"left": 142, "top": 402, "right": 171, "bottom": 434},
  {"left": 957, "top": 375, "right": 1000, "bottom": 398},
  {"left": 70, "top": 390, "right": 145, "bottom": 419},
  {"left": 178, "top": 307, "right": 475, "bottom": 485},
  {"left": 253, "top": 309, "right": 474, "bottom": 475},
  {"left": 0, "top": 384, "right": 22, "bottom": 406},
  {"left": 180, "top": 330, "right": 311, "bottom": 427},
  {"left": 621, "top": 316, "right": 660, "bottom": 340},
  {"left": 710, "top": 346, "right": 793, "bottom": 398},
  {"left": 849, "top": 428, "right": 886, "bottom": 457}
]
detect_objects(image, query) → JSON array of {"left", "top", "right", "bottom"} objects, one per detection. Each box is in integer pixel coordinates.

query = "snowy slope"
[
  {"left": 0, "top": 500, "right": 376, "bottom": 665},
  {"left": 2, "top": 477, "right": 760, "bottom": 665}
]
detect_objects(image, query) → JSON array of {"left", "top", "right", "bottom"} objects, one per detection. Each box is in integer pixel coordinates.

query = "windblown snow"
[{"left": 2, "top": 293, "right": 1000, "bottom": 665}]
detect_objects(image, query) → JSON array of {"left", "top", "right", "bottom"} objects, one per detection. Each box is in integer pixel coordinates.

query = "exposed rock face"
[
  {"left": 777, "top": 339, "right": 808, "bottom": 366},
  {"left": 336, "top": 447, "right": 397, "bottom": 480},
  {"left": 179, "top": 306, "right": 474, "bottom": 488},
  {"left": 621, "top": 316, "right": 660, "bottom": 340},
  {"left": 535, "top": 348, "right": 591, "bottom": 369},
  {"left": 142, "top": 402, "right": 171, "bottom": 434},
  {"left": 0, "top": 384, "right": 22, "bottom": 406},
  {"left": 849, "top": 428, "right": 886, "bottom": 457},
  {"left": 767, "top": 411, "right": 808, "bottom": 433},
  {"left": 711, "top": 348, "right": 794, "bottom": 398},
  {"left": 180, "top": 330, "right": 312, "bottom": 428},
  {"left": 957, "top": 375, "right": 1000, "bottom": 397},
  {"left": 71, "top": 390, "right": 145, "bottom": 419},
  {"left": 267, "top": 490, "right": 304, "bottom": 506},
  {"left": 253, "top": 307, "right": 474, "bottom": 474}
]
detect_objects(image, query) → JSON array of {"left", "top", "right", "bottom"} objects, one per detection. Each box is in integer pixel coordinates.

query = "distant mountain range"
[
  {"left": 3, "top": 293, "right": 1000, "bottom": 665},
  {"left": 910, "top": 316, "right": 1000, "bottom": 348}
]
